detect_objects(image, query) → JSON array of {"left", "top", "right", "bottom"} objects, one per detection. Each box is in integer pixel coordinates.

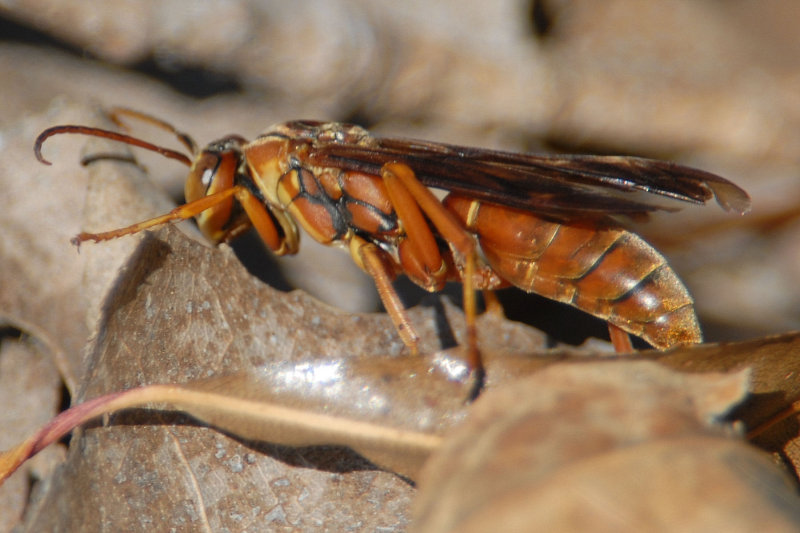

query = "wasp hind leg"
[
  {"left": 381, "top": 162, "right": 484, "bottom": 398},
  {"left": 608, "top": 323, "right": 635, "bottom": 353},
  {"left": 481, "top": 290, "right": 505, "bottom": 316}
]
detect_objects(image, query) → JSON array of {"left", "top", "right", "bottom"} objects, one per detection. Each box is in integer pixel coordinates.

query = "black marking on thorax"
[{"left": 289, "top": 162, "right": 399, "bottom": 241}]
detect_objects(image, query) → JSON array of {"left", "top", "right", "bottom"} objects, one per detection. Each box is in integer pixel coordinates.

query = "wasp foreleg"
[{"left": 72, "top": 187, "right": 242, "bottom": 246}]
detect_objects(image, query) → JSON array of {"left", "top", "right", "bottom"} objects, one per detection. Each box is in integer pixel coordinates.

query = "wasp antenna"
[
  {"left": 108, "top": 107, "right": 199, "bottom": 155},
  {"left": 33, "top": 125, "right": 193, "bottom": 167},
  {"left": 33, "top": 126, "right": 61, "bottom": 165}
]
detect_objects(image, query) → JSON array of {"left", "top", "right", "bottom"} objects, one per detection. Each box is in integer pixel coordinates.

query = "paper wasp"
[{"left": 35, "top": 109, "right": 750, "bottom": 381}]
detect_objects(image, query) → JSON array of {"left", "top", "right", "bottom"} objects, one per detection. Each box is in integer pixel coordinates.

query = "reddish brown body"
[
  {"left": 444, "top": 197, "right": 699, "bottom": 347},
  {"left": 34, "top": 111, "right": 750, "bottom": 377}
]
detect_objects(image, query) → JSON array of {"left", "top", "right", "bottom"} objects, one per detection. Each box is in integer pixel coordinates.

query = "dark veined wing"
[{"left": 306, "top": 137, "right": 750, "bottom": 217}]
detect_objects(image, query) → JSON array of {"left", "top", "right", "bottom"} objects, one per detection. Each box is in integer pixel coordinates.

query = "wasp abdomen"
[{"left": 444, "top": 196, "right": 701, "bottom": 348}]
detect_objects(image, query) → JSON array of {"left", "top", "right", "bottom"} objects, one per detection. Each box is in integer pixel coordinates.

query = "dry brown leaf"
[
  {"left": 15, "top": 219, "right": 554, "bottom": 531},
  {"left": 644, "top": 334, "right": 800, "bottom": 476},
  {"left": 8, "top": 329, "right": 800, "bottom": 529},
  {"left": 0, "top": 380, "right": 443, "bottom": 485},
  {"left": 412, "top": 361, "right": 800, "bottom": 532}
]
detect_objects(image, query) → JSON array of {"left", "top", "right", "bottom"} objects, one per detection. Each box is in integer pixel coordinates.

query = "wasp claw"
[{"left": 466, "top": 366, "right": 486, "bottom": 403}]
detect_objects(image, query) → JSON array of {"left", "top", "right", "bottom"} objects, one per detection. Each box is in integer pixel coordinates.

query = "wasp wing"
[{"left": 307, "top": 138, "right": 750, "bottom": 217}]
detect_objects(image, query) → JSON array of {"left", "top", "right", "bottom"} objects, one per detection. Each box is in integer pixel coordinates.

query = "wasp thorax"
[{"left": 266, "top": 121, "right": 371, "bottom": 146}]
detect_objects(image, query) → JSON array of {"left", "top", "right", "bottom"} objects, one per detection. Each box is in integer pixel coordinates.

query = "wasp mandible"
[{"left": 35, "top": 109, "right": 750, "bottom": 379}]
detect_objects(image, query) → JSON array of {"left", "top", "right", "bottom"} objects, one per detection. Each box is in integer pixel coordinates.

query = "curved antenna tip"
[{"left": 33, "top": 139, "right": 52, "bottom": 165}]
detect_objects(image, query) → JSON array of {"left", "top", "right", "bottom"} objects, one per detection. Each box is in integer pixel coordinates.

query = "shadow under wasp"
[{"left": 35, "top": 109, "right": 750, "bottom": 389}]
